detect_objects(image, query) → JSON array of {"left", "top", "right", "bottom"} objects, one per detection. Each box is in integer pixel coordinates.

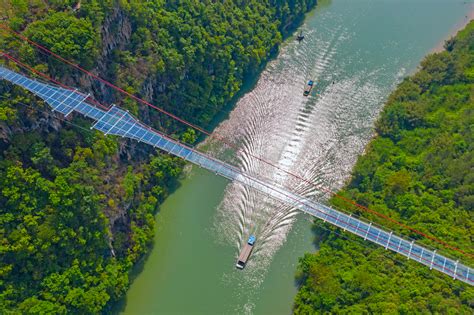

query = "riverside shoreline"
[{"left": 432, "top": 3, "right": 473, "bottom": 52}]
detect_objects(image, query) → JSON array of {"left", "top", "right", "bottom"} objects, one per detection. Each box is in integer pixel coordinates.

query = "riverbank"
[
  {"left": 432, "top": 3, "right": 473, "bottom": 52},
  {"left": 202, "top": 2, "right": 320, "bottom": 137},
  {"left": 294, "top": 20, "right": 474, "bottom": 314}
]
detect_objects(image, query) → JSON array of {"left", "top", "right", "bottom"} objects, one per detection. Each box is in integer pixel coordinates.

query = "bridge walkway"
[{"left": 0, "top": 66, "right": 471, "bottom": 286}]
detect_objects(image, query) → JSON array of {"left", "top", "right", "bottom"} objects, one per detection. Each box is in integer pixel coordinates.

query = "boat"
[
  {"left": 296, "top": 31, "right": 304, "bottom": 41},
  {"left": 303, "top": 80, "right": 314, "bottom": 96},
  {"left": 236, "top": 235, "right": 256, "bottom": 269}
]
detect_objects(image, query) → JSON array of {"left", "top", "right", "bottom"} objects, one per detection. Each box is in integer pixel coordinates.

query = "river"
[{"left": 121, "top": 1, "right": 470, "bottom": 314}]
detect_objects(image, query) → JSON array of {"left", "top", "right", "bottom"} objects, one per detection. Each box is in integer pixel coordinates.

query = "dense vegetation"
[
  {"left": 2, "top": 0, "right": 316, "bottom": 131},
  {"left": 0, "top": 100, "right": 184, "bottom": 313},
  {"left": 0, "top": 0, "right": 317, "bottom": 312},
  {"left": 294, "top": 21, "right": 474, "bottom": 313}
]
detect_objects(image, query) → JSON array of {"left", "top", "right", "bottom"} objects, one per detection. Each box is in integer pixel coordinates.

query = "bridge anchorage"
[{"left": 0, "top": 65, "right": 472, "bottom": 286}]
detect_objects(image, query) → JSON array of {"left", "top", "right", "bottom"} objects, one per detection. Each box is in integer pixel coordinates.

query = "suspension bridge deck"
[{"left": 0, "top": 65, "right": 472, "bottom": 286}]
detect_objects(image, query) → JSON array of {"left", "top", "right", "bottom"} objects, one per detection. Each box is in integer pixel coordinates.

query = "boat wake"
[{"left": 202, "top": 5, "right": 410, "bottom": 312}]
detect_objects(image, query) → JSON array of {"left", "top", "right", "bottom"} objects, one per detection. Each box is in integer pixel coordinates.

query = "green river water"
[{"left": 121, "top": 1, "right": 470, "bottom": 314}]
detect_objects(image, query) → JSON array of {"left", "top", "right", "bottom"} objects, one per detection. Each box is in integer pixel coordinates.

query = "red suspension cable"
[{"left": 1, "top": 24, "right": 472, "bottom": 258}]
